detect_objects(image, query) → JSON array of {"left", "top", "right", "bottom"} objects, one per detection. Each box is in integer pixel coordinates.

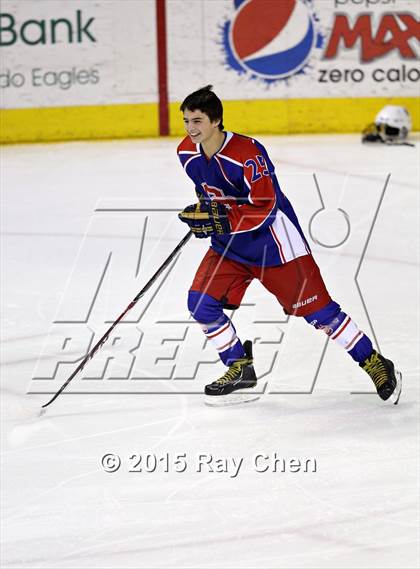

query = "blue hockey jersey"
[{"left": 177, "top": 131, "right": 310, "bottom": 267}]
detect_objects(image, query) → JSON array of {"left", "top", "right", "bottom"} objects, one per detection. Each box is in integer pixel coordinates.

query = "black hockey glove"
[{"left": 178, "top": 201, "right": 231, "bottom": 239}]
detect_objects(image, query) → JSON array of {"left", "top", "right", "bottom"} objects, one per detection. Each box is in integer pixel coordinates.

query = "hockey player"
[{"left": 177, "top": 85, "right": 402, "bottom": 405}]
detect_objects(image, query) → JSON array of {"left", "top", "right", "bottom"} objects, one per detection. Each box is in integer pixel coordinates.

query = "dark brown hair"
[{"left": 180, "top": 85, "right": 224, "bottom": 131}]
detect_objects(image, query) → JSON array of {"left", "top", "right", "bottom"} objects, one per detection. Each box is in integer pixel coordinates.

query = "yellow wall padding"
[{"left": 0, "top": 103, "right": 158, "bottom": 143}]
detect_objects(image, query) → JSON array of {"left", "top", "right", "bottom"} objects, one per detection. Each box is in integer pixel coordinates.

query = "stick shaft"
[{"left": 41, "top": 231, "right": 192, "bottom": 408}]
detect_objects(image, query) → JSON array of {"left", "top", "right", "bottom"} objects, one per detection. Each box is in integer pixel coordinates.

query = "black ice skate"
[
  {"left": 205, "top": 340, "right": 258, "bottom": 406},
  {"left": 360, "top": 350, "right": 402, "bottom": 404}
]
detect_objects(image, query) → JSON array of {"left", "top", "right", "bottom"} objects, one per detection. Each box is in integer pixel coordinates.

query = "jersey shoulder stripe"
[
  {"left": 218, "top": 132, "right": 265, "bottom": 166},
  {"left": 177, "top": 136, "right": 199, "bottom": 154}
]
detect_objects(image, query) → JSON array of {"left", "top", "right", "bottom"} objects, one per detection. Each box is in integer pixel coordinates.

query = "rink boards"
[{"left": 1, "top": 0, "right": 419, "bottom": 142}]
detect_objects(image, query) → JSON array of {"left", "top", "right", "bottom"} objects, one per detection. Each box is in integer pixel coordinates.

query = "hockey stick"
[{"left": 40, "top": 230, "right": 193, "bottom": 412}]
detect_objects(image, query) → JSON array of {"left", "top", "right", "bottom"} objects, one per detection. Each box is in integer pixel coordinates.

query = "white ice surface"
[{"left": 1, "top": 134, "right": 419, "bottom": 568}]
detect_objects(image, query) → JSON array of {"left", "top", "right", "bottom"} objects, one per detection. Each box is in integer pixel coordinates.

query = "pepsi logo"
[{"left": 221, "top": 0, "right": 324, "bottom": 82}]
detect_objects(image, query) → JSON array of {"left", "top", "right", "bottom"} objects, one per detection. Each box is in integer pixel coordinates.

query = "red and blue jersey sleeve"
[
  {"left": 219, "top": 135, "right": 277, "bottom": 234},
  {"left": 177, "top": 136, "right": 200, "bottom": 180}
]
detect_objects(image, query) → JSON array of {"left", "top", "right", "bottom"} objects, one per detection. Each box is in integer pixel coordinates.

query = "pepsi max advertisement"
[{"left": 168, "top": 0, "right": 419, "bottom": 100}]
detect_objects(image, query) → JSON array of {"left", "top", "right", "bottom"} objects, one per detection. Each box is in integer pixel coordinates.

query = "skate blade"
[
  {"left": 204, "top": 390, "right": 260, "bottom": 407},
  {"left": 390, "top": 369, "right": 402, "bottom": 405}
]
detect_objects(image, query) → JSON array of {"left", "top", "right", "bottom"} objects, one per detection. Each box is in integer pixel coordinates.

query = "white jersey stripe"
[
  {"left": 215, "top": 156, "right": 236, "bottom": 188},
  {"left": 218, "top": 132, "right": 234, "bottom": 153},
  {"left": 269, "top": 225, "right": 286, "bottom": 263},
  {"left": 230, "top": 203, "right": 277, "bottom": 235},
  {"left": 217, "top": 153, "right": 243, "bottom": 167},
  {"left": 183, "top": 154, "right": 201, "bottom": 172},
  {"left": 270, "top": 209, "right": 309, "bottom": 262}
]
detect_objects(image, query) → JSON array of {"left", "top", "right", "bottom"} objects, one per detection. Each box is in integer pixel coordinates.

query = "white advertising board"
[
  {"left": 0, "top": 0, "right": 157, "bottom": 109},
  {"left": 167, "top": 0, "right": 420, "bottom": 101}
]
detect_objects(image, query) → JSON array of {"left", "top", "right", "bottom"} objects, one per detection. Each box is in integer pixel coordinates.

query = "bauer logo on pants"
[{"left": 221, "top": 0, "right": 324, "bottom": 82}]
